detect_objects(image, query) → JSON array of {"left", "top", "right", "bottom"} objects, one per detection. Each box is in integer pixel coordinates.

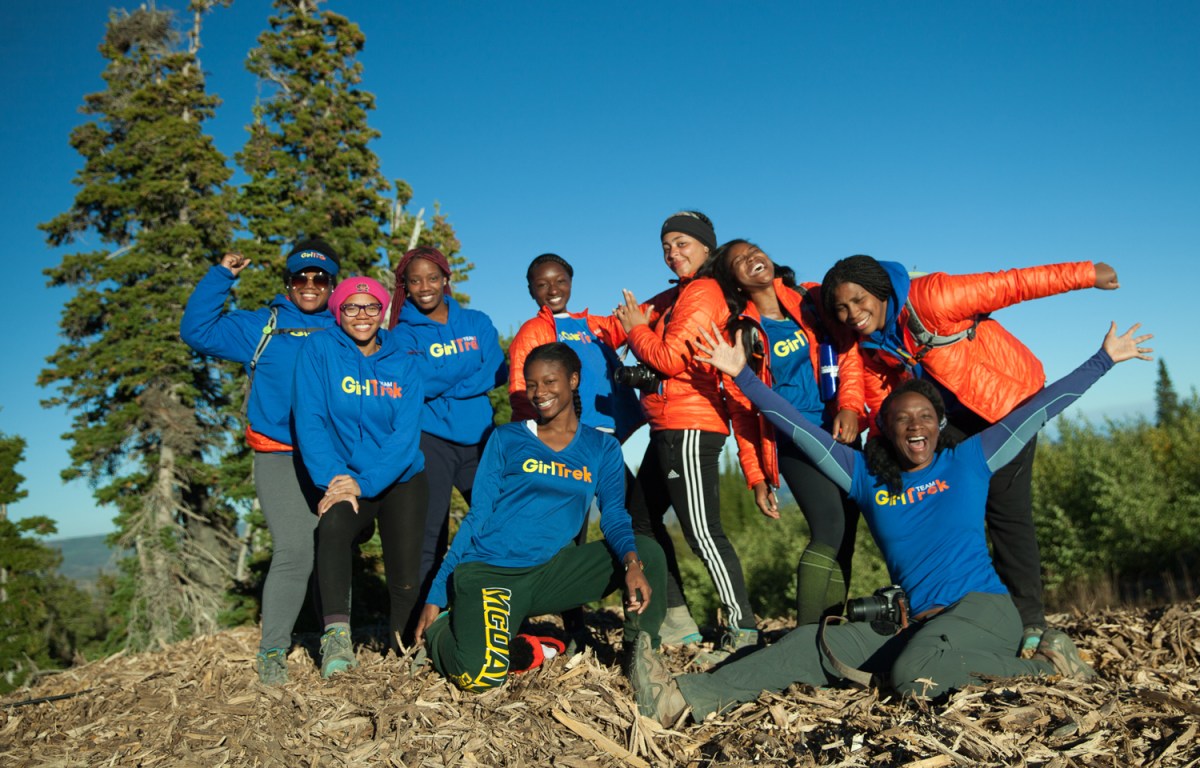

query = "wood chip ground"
[{"left": 4, "top": 599, "right": 1200, "bottom": 766}]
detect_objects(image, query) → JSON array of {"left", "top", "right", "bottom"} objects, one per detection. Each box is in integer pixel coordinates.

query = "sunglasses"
[
  {"left": 289, "top": 271, "right": 332, "bottom": 290},
  {"left": 341, "top": 303, "right": 383, "bottom": 318}
]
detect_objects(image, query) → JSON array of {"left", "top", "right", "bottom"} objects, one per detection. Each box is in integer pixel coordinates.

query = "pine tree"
[
  {"left": 1156, "top": 359, "right": 1181, "bottom": 427},
  {"left": 38, "top": 4, "right": 237, "bottom": 649}
]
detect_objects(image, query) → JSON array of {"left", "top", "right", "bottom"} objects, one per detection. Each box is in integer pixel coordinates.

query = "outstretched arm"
[
  {"left": 981, "top": 322, "right": 1152, "bottom": 470},
  {"left": 696, "top": 324, "right": 858, "bottom": 493}
]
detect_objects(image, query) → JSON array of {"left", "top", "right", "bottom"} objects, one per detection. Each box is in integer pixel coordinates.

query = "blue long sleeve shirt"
[
  {"left": 292, "top": 328, "right": 425, "bottom": 497},
  {"left": 426, "top": 422, "right": 638, "bottom": 607},
  {"left": 180, "top": 264, "right": 336, "bottom": 447},
  {"left": 392, "top": 296, "right": 506, "bottom": 445},
  {"left": 731, "top": 347, "right": 1116, "bottom": 616}
]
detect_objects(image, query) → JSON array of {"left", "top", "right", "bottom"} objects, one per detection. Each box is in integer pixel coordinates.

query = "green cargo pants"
[
  {"left": 676, "top": 591, "right": 1054, "bottom": 720},
  {"left": 426, "top": 534, "right": 666, "bottom": 691}
]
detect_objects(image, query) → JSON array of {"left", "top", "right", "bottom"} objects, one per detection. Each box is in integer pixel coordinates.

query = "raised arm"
[
  {"left": 981, "top": 322, "right": 1152, "bottom": 470},
  {"left": 179, "top": 257, "right": 257, "bottom": 362},
  {"left": 913, "top": 261, "right": 1104, "bottom": 328},
  {"left": 696, "top": 325, "right": 858, "bottom": 493},
  {"left": 621, "top": 280, "right": 725, "bottom": 377}
]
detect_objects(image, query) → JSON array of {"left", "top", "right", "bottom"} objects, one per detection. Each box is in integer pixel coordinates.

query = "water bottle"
[{"left": 818, "top": 342, "right": 839, "bottom": 401}]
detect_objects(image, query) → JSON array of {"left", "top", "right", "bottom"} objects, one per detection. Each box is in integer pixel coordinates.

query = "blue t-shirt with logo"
[
  {"left": 552, "top": 314, "right": 642, "bottom": 440},
  {"left": 426, "top": 421, "right": 637, "bottom": 607},
  {"left": 761, "top": 315, "right": 824, "bottom": 426}
]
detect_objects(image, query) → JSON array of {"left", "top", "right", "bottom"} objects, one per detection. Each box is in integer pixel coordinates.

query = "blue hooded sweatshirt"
[
  {"left": 292, "top": 327, "right": 425, "bottom": 498},
  {"left": 180, "top": 264, "right": 336, "bottom": 448},
  {"left": 392, "top": 295, "right": 505, "bottom": 445}
]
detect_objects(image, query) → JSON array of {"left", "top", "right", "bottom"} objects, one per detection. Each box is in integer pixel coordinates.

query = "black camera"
[
  {"left": 612, "top": 363, "right": 662, "bottom": 392},
  {"left": 846, "top": 585, "right": 909, "bottom": 626}
]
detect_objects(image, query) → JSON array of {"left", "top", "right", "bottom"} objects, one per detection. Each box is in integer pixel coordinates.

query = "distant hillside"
[{"left": 50, "top": 533, "right": 119, "bottom": 584}]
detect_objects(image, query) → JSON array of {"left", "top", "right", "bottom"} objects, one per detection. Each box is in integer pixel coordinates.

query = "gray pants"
[
  {"left": 255, "top": 451, "right": 320, "bottom": 652},
  {"left": 676, "top": 592, "right": 1054, "bottom": 720}
]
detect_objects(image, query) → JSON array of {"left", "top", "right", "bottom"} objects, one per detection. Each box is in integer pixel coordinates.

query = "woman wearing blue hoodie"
[
  {"left": 180, "top": 240, "right": 340, "bottom": 685},
  {"left": 293, "top": 276, "right": 428, "bottom": 678},
  {"left": 388, "top": 247, "right": 506, "bottom": 597}
]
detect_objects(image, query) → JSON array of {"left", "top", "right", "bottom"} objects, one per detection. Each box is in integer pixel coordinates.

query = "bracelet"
[{"left": 624, "top": 559, "right": 644, "bottom": 572}]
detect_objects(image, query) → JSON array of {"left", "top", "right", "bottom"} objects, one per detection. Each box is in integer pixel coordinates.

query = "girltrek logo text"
[
  {"left": 429, "top": 336, "right": 479, "bottom": 358},
  {"left": 522, "top": 458, "right": 592, "bottom": 483},
  {"left": 875, "top": 478, "right": 950, "bottom": 506},
  {"left": 340, "top": 377, "right": 404, "bottom": 398}
]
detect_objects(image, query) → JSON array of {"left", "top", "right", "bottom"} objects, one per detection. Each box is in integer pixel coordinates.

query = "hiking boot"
[
  {"left": 629, "top": 631, "right": 688, "bottom": 725},
  {"left": 256, "top": 647, "right": 288, "bottom": 685},
  {"left": 320, "top": 626, "right": 358, "bottom": 679},
  {"left": 691, "top": 626, "right": 760, "bottom": 666},
  {"left": 659, "top": 605, "right": 702, "bottom": 646},
  {"left": 1034, "top": 629, "right": 1098, "bottom": 681},
  {"left": 1019, "top": 625, "right": 1044, "bottom": 659}
]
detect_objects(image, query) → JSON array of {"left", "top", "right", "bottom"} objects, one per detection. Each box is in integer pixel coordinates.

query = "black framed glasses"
[
  {"left": 289, "top": 271, "right": 332, "bottom": 290},
  {"left": 341, "top": 302, "right": 382, "bottom": 318}
]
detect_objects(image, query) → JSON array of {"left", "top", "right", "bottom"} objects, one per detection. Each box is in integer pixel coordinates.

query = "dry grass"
[{"left": 3, "top": 599, "right": 1200, "bottom": 766}]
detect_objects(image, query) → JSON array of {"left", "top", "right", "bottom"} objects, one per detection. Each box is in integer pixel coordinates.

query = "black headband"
[{"left": 660, "top": 213, "right": 717, "bottom": 252}]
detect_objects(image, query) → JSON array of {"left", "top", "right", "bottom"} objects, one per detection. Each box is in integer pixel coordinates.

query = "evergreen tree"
[
  {"left": 0, "top": 431, "right": 106, "bottom": 692},
  {"left": 38, "top": 4, "right": 238, "bottom": 649},
  {"left": 1156, "top": 359, "right": 1181, "bottom": 427}
]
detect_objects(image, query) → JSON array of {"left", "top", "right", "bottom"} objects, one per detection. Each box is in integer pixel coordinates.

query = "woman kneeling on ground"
[
  {"left": 630, "top": 320, "right": 1151, "bottom": 723},
  {"left": 416, "top": 343, "right": 666, "bottom": 691}
]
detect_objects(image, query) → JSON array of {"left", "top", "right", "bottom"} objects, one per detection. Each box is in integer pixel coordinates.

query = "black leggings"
[
  {"left": 777, "top": 438, "right": 859, "bottom": 578},
  {"left": 627, "top": 429, "right": 756, "bottom": 629},
  {"left": 316, "top": 472, "right": 429, "bottom": 646}
]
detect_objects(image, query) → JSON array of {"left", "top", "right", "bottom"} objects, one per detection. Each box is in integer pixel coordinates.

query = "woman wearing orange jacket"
[
  {"left": 615, "top": 211, "right": 757, "bottom": 655},
  {"left": 706, "top": 239, "right": 866, "bottom": 625},
  {"left": 821, "top": 255, "right": 1119, "bottom": 654},
  {"left": 508, "top": 253, "right": 642, "bottom": 440}
]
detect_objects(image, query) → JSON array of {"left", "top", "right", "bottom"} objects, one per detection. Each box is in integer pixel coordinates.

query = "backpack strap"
[
  {"left": 904, "top": 299, "right": 989, "bottom": 362},
  {"left": 248, "top": 307, "right": 280, "bottom": 375}
]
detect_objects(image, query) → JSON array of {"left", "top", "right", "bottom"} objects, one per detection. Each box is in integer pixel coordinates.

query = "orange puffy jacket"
[
  {"left": 507, "top": 305, "right": 633, "bottom": 422},
  {"left": 724, "top": 280, "right": 866, "bottom": 489},
  {"left": 860, "top": 262, "right": 1098, "bottom": 424},
  {"left": 626, "top": 277, "right": 731, "bottom": 434}
]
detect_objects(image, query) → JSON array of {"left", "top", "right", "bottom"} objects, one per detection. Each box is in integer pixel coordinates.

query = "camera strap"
[{"left": 816, "top": 616, "right": 874, "bottom": 688}]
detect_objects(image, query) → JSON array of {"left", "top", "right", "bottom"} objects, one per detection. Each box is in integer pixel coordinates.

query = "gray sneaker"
[
  {"left": 629, "top": 631, "right": 688, "bottom": 725},
  {"left": 320, "top": 626, "right": 358, "bottom": 679},
  {"left": 1034, "top": 629, "right": 1098, "bottom": 681},
  {"left": 659, "top": 605, "right": 702, "bottom": 645},
  {"left": 256, "top": 648, "right": 288, "bottom": 685},
  {"left": 691, "top": 625, "right": 759, "bottom": 666}
]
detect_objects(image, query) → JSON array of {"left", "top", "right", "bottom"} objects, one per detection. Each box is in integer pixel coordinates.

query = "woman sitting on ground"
[
  {"left": 416, "top": 343, "right": 666, "bottom": 691},
  {"left": 630, "top": 320, "right": 1151, "bottom": 724}
]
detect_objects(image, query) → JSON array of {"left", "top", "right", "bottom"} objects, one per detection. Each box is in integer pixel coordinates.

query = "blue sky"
[{"left": 2, "top": 1, "right": 1197, "bottom": 538}]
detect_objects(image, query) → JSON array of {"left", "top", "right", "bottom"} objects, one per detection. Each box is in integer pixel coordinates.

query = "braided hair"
[
  {"left": 864, "top": 378, "right": 960, "bottom": 494},
  {"left": 701, "top": 239, "right": 800, "bottom": 374},
  {"left": 525, "top": 253, "right": 574, "bottom": 286},
  {"left": 524, "top": 342, "right": 583, "bottom": 418},
  {"left": 820, "top": 255, "right": 893, "bottom": 320}
]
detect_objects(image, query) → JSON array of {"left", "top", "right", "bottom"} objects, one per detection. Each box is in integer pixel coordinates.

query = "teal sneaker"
[
  {"left": 659, "top": 605, "right": 702, "bottom": 646},
  {"left": 1019, "top": 625, "right": 1044, "bottom": 659},
  {"left": 256, "top": 647, "right": 288, "bottom": 685},
  {"left": 320, "top": 627, "right": 358, "bottom": 679}
]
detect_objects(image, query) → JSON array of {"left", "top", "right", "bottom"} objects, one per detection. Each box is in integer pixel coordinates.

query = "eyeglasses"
[
  {"left": 289, "top": 272, "right": 332, "bottom": 290},
  {"left": 341, "top": 302, "right": 383, "bottom": 318}
]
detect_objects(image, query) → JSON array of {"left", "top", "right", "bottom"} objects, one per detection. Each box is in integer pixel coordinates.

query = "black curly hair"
[
  {"left": 865, "top": 378, "right": 960, "bottom": 494},
  {"left": 524, "top": 342, "right": 583, "bottom": 419},
  {"left": 698, "top": 239, "right": 799, "bottom": 373},
  {"left": 820, "top": 255, "right": 893, "bottom": 322}
]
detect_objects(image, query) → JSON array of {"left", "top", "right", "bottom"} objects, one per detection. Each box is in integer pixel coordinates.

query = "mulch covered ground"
[{"left": 3, "top": 599, "right": 1199, "bottom": 767}]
